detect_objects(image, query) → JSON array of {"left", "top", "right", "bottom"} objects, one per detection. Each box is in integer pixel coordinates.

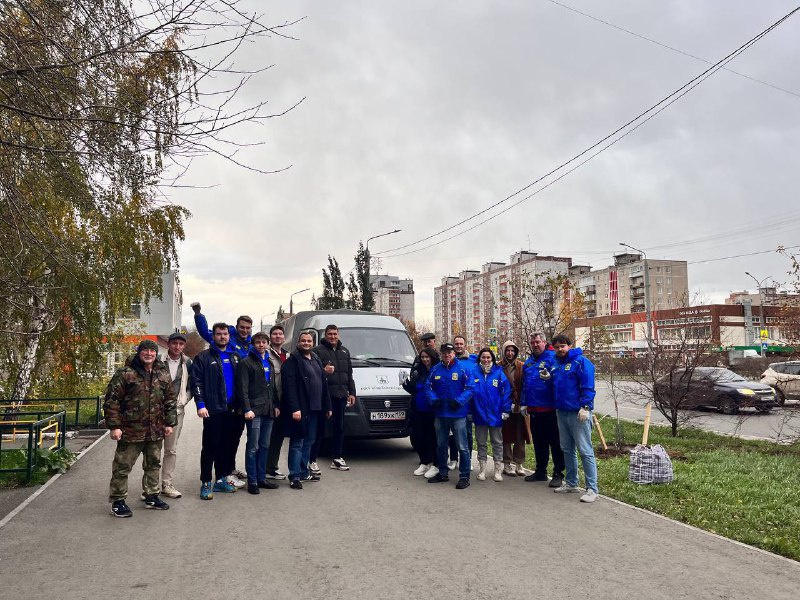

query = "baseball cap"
[
  {"left": 168, "top": 332, "right": 187, "bottom": 343},
  {"left": 440, "top": 343, "right": 455, "bottom": 353}
]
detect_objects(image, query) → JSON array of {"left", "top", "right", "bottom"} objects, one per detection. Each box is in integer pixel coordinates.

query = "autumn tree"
[
  {"left": 0, "top": 1, "right": 299, "bottom": 399},
  {"left": 347, "top": 242, "right": 373, "bottom": 311},
  {"left": 318, "top": 255, "right": 346, "bottom": 310}
]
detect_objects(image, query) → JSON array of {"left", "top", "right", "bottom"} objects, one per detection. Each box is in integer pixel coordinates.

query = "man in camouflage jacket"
[{"left": 104, "top": 339, "right": 178, "bottom": 517}]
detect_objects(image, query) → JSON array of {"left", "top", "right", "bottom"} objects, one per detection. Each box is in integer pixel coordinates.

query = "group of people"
[
  {"left": 404, "top": 332, "right": 599, "bottom": 502},
  {"left": 103, "top": 303, "right": 357, "bottom": 518}
]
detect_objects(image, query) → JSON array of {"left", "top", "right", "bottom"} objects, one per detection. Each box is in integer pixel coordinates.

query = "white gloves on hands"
[
  {"left": 578, "top": 407, "right": 590, "bottom": 423},
  {"left": 520, "top": 406, "right": 528, "bottom": 416},
  {"left": 501, "top": 412, "right": 509, "bottom": 421}
]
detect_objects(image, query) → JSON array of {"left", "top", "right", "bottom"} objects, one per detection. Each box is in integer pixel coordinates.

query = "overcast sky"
[{"left": 170, "top": 0, "right": 800, "bottom": 330}]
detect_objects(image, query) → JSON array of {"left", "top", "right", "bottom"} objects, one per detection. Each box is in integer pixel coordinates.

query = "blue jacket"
[
  {"left": 470, "top": 364, "right": 512, "bottom": 427},
  {"left": 194, "top": 312, "right": 251, "bottom": 358},
  {"left": 552, "top": 348, "right": 596, "bottom": 411},
  {"left": 190, "top": 345, "right": 241, "bottom": 415},
  {"left": 426, "top": 360, "right": 474, "bottom": 418},
  {"left": 521, "top": 350, "right": 556, "bottom": 409}
]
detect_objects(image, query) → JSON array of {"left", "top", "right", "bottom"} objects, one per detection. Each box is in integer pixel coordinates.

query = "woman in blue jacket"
[
  {"left": 402, "top": 347, "right": 439, "bottom": 478},
  {"left": 471, "top": 348, "right": 512, "bottom": 482}
]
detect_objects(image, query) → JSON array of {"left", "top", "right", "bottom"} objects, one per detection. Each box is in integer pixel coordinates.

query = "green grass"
[
  {"left": 516, "top": 417, "right": 800, "bottom": 561},
  {"left": 0, "top": 447, "right": 77, "bottom": 487}
]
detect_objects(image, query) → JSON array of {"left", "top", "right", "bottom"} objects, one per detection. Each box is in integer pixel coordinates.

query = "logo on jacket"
[
  {"left": 384, "top": 400, "right": 391, "bottom": 408},
  {"left": 377, "top": 375, "right": 389, "bottom": 384},
  {"left": 451, "top": 373, "right": 459, "bottom": 381},
  {"left": 492, "top": 379, "right": 498, "bottom": 387},
  {"left": 565, "top": 364, "right": 571, "bottom": 371}
]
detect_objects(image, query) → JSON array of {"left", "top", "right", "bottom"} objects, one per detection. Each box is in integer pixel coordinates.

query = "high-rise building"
[{"left": 371, "top": 274, "right": 414, "bottom": 322}]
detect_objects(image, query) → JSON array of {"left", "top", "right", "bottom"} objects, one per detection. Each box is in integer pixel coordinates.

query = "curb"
[{"left": 0, "top": 431, "right": 109, "bottom": 531}]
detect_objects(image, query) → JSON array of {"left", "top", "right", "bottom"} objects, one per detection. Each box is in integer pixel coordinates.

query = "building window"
[
  {"left": 665, "top": 266, "right": 671, "bottom": 273},
  {"left": 656, "top": 278, "right": 662, "bottom": 284}
]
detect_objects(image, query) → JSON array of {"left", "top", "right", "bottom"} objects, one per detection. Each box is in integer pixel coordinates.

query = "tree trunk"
[{"left": 10, "top": 273, "right": 50, "bottom": 403}]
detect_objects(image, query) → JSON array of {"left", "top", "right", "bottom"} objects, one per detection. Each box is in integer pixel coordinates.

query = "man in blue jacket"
[
  {"left": 521, "top": 332, "right": 565, "bottom": 488},
  {"left": 191, "top": 301, "right": 252, "bottom": 358},
  {"left": 426, "top": 342, "right": 475, "bottom": 489},
  {"left": 551, "top": 334, "right": 598, "bottom": 503},
  {"left": 190, "top": 323, "right": 242, "bottom": 500}
]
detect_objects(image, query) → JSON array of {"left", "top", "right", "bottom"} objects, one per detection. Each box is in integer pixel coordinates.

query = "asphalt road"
[
  {"left": 594, "top": 380, "right": 800, "bottom": 442},
  {"left": 1, "top": 412, "right": 798, "bottom": 599}
]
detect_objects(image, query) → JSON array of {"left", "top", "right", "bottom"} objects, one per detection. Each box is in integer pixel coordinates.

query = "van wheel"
[
  {"left": 775, "top": 388, "right": 786, "bottom": 406},
  {"left": 719, "top": 396, "right": 739, "bottom": 415}
]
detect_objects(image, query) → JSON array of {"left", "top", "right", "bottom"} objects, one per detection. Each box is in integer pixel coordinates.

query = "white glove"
[
  {"left": 501, "top": 412, "right": 509, "bottom": 421},
  {"left": 578, "top": 407, "right": 590, "bottom": 423},
  {"left": 520, "top": 406, "right": 528, "bottom": 416}
]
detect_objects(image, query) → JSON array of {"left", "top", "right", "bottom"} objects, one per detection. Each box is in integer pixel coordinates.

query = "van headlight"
[{"left": 736, "top": 388, "right": 755, "bottom": 396}]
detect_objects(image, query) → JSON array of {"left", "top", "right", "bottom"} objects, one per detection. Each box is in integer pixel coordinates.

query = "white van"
[{"left": 281, "top": 309, "right": 415, "bottom": 440}]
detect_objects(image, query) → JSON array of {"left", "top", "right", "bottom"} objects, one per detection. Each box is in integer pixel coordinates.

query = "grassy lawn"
[{"left": 516, "top": 417, "right": 800, "bottom": 561}]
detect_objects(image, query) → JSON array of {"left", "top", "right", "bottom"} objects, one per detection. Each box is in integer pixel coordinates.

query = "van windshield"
[{"left": 336, "top": 328, "right": 416, "bottom": 366}]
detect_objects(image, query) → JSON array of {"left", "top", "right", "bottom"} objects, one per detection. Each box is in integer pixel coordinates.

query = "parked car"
[
  {"left": 760, "top": 361, "right": 800, "bottom": 405},
  {"left": 655, "top": 367, "right": 777, "bottom": 414}
]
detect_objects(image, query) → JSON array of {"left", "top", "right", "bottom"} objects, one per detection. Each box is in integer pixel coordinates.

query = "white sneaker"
[
  {"left": 504, "top": 462, "right": 517, "bottom": 476},
  {"left": 515, "top": 464, "right": 526, "bottom": 476},
  {"left": 424, "top": 465, "right": 439, "bottom": 479},
  {"left": 494, "top": 462, "right": 503, "bottom": 482},
  {"left": 232, "top": 468, "right": 247, "bottom": 480},
  {"left": 225, "top": 474, "right": 246, "bottom": 489},
  {"left": 580, "top": 489, "right": 599, "bottom": 503},
  {"left": 554, "top": 484, "right": 583, "bottom": 494},
  {"left": 309, "top": 461, "right": 321, "bottom": 474},
  {"left": 477, "top": 460, "right": 486, "bottom": 481},
  {"left": 161, "top": 484, "right": 182, "bottom": 498},
  {"left": 331, "top": 457, "right": 350, "bottom": 471},
  {"left": 447, "top": 459, "right": 458, "bottom": 471},
  {"left": 413, "top": 463, "right": 429, "bottom": 476}
]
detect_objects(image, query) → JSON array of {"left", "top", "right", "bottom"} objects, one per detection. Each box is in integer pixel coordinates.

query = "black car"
[{"left": 655, "top": 367, "right": 777, "bottom": 414}]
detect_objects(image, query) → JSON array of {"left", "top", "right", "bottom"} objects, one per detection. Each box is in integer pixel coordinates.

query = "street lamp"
[
  {"left": 745, "top": 271, "right": 771, "bottom": 356},
  {"left": 365, "top": 229, "right": 401, "bottom": 252},
  {"left": 363, "top": 229, "right": 401, "bottom": 312},
  {"left": 259, "top": 313, "right": 276, "bottom": 332},
  {"left": 620, "top": 242, "right": 652, "bottom": 353},
  {"left": 289, "top": 288, "right": 310, "bottom": 315}
]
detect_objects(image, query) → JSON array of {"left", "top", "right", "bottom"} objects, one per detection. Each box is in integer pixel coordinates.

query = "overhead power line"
[
  {"left": 688, "top": 245, "right": 800, "bottom": 265},
  {"left": 543, "top": 0, "right": 800, "bottom": 100},
  {"left": 376, "top": 5, "right": 800, "bottom": 259}
]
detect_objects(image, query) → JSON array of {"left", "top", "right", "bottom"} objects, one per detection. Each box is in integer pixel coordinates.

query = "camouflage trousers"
[{"left": 108, "top": 439, "right": 163, "bottom": 502}]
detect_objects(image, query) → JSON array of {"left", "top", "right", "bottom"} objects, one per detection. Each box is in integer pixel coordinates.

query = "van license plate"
[{"left": 370, "top": 410, "right": 405, "bottom": 421}]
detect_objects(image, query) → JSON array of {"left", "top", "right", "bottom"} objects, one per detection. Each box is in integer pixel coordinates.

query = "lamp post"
[
  {"left": 259, "top": 313, "right": 276, "bottom": 332},
  {"left": 289, "top": 288, "right": 310, "bottom": 315},
  {"left": 363, "top": 229, "right": 401, "bottom": 312},
  {"left": 620, "top": 242, "right": 652, "bottom": 354},
  {"left": 745, "top": 271, "right": 770, "bottom": 356}
]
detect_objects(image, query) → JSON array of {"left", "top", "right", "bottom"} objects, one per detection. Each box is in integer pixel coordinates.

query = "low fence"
[
  {"left": 0, "top": 396, "right": 103, "bottom": 430},
  {"left": 0, "top": 410, "right": 67, "bottom": 482}
]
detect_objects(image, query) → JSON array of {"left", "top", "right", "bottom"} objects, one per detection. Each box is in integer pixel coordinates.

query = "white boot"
[
  {"left": 477, "top": 460, "right": 486, "bottom": 481},
  {"left": 494, "top": 461, "right": 503, "bottom": 482}
]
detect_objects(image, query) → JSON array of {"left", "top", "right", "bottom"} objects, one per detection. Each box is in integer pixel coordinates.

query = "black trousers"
[
  {"left": 266, "top": 412, "right": 284, "bottom": 473},
  {"left": 531, "top": 410, "right": 564, "bottom": 477},
  {"left": 310, "top": 398, "right": 345, "bottom": 461},
  {"left": 410, "top": 410, "right": 436, "bottom": 465},
  {"left": 200, "top": 410, "right": 243, "bottom": 483}
]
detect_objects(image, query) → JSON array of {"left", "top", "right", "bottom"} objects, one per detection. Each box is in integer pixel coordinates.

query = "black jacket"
[
  {"left": 190, "top": 346, "right": 240, "bottom": 415},
  {"left": 312, "top": 339, "right": 357, "bottom": 399},
  {"left": 281, "top": 351, "right": 332, "bottom": 438},
  {"left": 235, "top": 350, "right": 279, "bottom": 417}
]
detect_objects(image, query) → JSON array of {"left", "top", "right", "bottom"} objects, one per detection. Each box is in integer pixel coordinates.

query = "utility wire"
[
  {"left": 688, "top": 245, "right": 800, "bottom": 265},
  {"left": 543, "top": 0, "right": 800, "bottom": 100},
  {"left": 376, "top": 5, "right": 800, "bottom": 259}
]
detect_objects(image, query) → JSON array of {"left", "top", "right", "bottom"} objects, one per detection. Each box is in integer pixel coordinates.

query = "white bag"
[{"left": 628, "top": 444, "right": 674, "bottom": 484}]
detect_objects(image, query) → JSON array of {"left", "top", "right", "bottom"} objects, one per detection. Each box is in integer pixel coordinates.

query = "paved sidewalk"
[{"left": 0, "top": 412, "right": 798, "bottom": 599}]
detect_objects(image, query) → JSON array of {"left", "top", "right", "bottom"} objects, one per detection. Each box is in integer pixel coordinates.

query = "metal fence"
[
  {"left": 0, "top": 410, "right": 67, "bottom": 482},
  {"left": 0, "top": 396, "right": 103, "bottom": 430}
]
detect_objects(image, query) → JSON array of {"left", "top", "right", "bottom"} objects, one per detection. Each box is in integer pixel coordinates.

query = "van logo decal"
[
  {"left": 377, "top": 375, "right": 389, "bottom": 384},
  {"left": 384, "top": 400, "right": 391, "bottom": 408}
]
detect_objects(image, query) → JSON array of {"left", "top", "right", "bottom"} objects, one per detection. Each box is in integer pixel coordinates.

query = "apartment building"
[
  {"left": 725, "top": 287, "right": 800, "bottom": 307},
  {"left": 371, "top": 274, "right": 415, "bottom": 322},
  {"left": 434, "top": 251, "right": 572, "bottom": 350},
  {"left": 570, "top": 253, "right": 688, "bottom": 318}
]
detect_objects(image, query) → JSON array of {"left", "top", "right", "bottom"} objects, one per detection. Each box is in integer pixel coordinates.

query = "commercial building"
[
  {"left": 434, "top": 251, "right": 572, "bottom": 350},
  {"left": 570, "top": 253, "right": 689, "bottom": 318},
  {"left": 371, "top": 274, "right": 415, "bottom": 322}
]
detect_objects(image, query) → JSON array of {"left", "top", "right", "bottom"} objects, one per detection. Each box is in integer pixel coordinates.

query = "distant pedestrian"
[
  {"left": 521, "top": 332, "right": 564, "bottom": 487},
  {"left": 551, "top": 334, "right": 599, "bottom": 503},
  {"left": 282, "top": 332, "right": 332, "bottom": 489},
  {"left": 311, "top": 324, "right": 357, "bottom": 472},
  {"left": 104, "top": 339, "right": 177, "bottom": 517},
  {"left": 471, "top": 348, "right": 512, "bottom": 482},
  {"left": 426, "top": 342, "right": 475, "bottom": 489},
  {"left": 191, "top": 323, "right": 242, "bottom": 500},
  {"left": 403, "top": 347, "right": 439, "bottom": 478},
  {"left": 236, "top": 331, "right": 280, "bottom": 494},
  {"left": 156, "top": 332, "right": 193, "bottom": 499},
  {"left": 499, "top": 340, "right": 529, "bottom": 476},
  {"left": 265, "top": 324, "right": 290, "bottom": 481}
]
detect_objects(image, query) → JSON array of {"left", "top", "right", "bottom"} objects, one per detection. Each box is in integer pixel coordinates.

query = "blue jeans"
[
  {"left": 556, "top": 409, "right": 598, "bottom": 492},
  {"left": 435, "top": 417, "right": 470, "bottom": 480},
  {"left": 288, "top": 412, "right": 318, "bottom": 481},
  {"left": 245, "top": 415, "right": 273, "bottom": 484}
]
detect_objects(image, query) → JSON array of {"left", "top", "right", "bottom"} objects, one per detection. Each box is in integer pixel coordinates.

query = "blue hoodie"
[
  {"left": 426, "top": 359, "right": 474, "bottom": 418},
  {"left": 520, "top": 350, "right": 556, "bottom": 408},
  {"left": 194, "top": 312, "right": 251, "bottom": 358},
  {"left": 470, "top": 364, "right": 512, "bottom": 427},
  {"left": 551, "top": 348, "right": 596, "bottom": 411}
]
